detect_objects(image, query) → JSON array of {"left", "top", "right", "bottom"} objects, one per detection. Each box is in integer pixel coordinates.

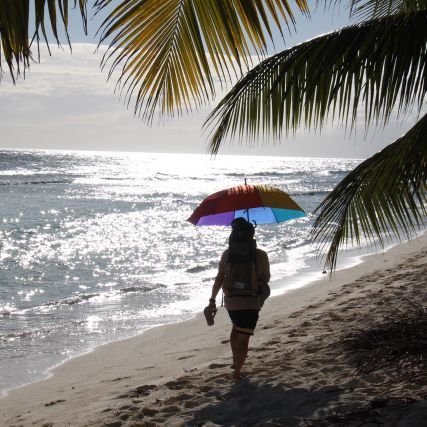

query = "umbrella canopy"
[{"left": 188, "top": 184, "right": 305, "bottom": 226}]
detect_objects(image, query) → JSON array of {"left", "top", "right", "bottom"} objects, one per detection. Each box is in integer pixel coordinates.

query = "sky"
[{"left": 0, "top": 2, "right": 422, "bottom": 159}]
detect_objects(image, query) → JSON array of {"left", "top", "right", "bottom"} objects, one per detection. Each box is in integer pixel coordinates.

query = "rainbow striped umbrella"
[{"left": 187, "top": 184, "right": 305, "bottom": 226}]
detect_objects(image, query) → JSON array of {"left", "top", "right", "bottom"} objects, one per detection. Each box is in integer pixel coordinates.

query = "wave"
[
  {"left": 290, "top": 190, "right": 331, "bottom": 197},
  {"left": 186, "top": 265, "right": 209, "bottom": 273},
  {"left": 9, "top": 284, "right": 171, "bottom": 316},
  {"left": 328, "top": 170, "right": 352, "bottom": 175},
  {"left": 4, "top": 293, "right": 103, "bottom": 316},
  {"left": 225, "top": 170, "right": 352, "bottom": 180},
  {"left": 1, "top": 330, "right": 35, "bottom": 342},
  {"left": 43, "top": 293, "right": 101, "bottom": 307},
  {"left": 173, "top": 282, "right": 191, "bottom": 287},
  {"left": 0, "top": 306, "right": 15, "bottom": 316},
  {"left": 102, "top": 177, "right": 131, "bottom": 181},
  {"left": 120, "top": 284, "right": 164, "bottom": 294},
  {"left": 225, "top": 171, "right": 297, "bottom": 179},
  {"left": 186, "top": 261, "right": 217, "bottom": 274},
  {"left": 0, "top": 320, "right": 86, "bottom": 343},
  {"left": 315, "top": 169, "right": 353, "bottom": 177},
  {"left": 253, "top": 171, "right": 297, "bottom": 178},
  {"left": 27, "top": 285, "right": 169, "bottom": 310},
  {"left": 154, "top": 172, "right": 180, "bottom": 181},
  {"left": 0, "top": 179, "right": 74, "bottom": 186},
  {"left": 280, "top": 237, "right": 311, "bottom": 250}
]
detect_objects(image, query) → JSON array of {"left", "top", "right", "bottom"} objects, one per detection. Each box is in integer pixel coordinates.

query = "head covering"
[
  {"left": 228, "top": 218, "right": 256, "bottom": 262},
  {"left": 229, "top": 218, "right": 255, "bottom": 242}
]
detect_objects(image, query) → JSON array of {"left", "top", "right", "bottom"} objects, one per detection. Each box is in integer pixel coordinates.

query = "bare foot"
[{"left": 233, "top": 370, "right": 243, "bottom": 380}]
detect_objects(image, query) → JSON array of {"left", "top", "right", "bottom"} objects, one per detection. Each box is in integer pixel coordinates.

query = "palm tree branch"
[
  {"left": 95, "top": 0, "right": 309, "bottom": 122},
  {"left": 0, "top": 0, "right": 88, "bottom": 81},
  {"left": 0, "top": 1, "right": 31, "bottom": 80},
  {"left": 348, "top": 0, "right": 427, "bottom": 21},
  {"left": 311, "top": 113, "right": 427, "bottom": 271},
  {"left": 205, "top": 11, "right": 427, "bottom": 155}
]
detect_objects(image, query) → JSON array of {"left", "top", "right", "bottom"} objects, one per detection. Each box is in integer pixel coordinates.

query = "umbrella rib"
[{"left": 271, "top": 207, "right": 279, "bottom": 224}]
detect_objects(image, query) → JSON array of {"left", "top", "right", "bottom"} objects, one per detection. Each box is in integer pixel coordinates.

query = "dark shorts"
[{"left": 228, "top": 309, "right": 260, "bottom": 335}]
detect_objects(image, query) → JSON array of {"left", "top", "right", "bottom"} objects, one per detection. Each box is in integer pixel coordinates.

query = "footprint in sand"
[
  {"left": 208, "top": 363, "right": 229, "bottom": 369},
  {"left": 264, "top": 339, "right": 281, "bottom": 345},
  {"left": 142, "top": 407, "right": 159, "bottom": 416},
  {"left": 183, "top": 399, "right": 200, "bottom": 409},
  {"left": 44, "top": 399, "right": 66, "bottom": 407},
  {"left": 117, "top": 384, "right": 157, "bottom": 399},
  {"left": 289, "top": 311, "right": 303, "bottom": 318},
  {"left": 177, "top": 355, "right": 194, "bottom": 360},
  {"left": 134, "top": 384, "right": 157, "bottom": 395},
  {"left": 165, "top": 379, "right": 191, "bottom": 390},
  {"left": 108, "top": 376, "right": 131, "bottom": 382},
  {"left": 262, "top": 323, "right": 276, "bottom": 329},
  {"left": 118, "top": 404, "right": 139, "bottom": 411},
  {"left": 158, "top": 405, "right": 181, "bottom": 414},
  {"left": 163, "top": 392, "right": 193, "bottom": 404}
]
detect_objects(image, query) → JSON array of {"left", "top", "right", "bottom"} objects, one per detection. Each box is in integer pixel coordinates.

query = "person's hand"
[{"left": 208, "top": 298, "right": 216, "bottom": 307}]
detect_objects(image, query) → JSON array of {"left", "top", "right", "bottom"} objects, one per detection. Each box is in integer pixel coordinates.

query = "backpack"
[{"left": 223, "top": 240, "right": 259, "bottom": 297}]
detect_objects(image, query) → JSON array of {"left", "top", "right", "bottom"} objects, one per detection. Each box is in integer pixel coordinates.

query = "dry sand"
[{"left": 1, "top": 235, "right": 426, "bottom": 426}]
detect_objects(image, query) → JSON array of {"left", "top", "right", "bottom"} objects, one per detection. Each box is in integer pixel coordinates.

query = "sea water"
[{"left": 0, "top": 149, "right": 365, "bottom": 394}]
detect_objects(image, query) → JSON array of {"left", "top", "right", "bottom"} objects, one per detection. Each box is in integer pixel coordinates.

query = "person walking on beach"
[{"left": 208, "top": 217, "right": 270, "bottom": 379}]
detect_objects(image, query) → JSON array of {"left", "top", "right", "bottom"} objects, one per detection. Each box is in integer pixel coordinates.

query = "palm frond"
[
  {"left": 0, "top": 1, "right": 31, "bottom": 79},
  {"left": 348, "top": 0, "right": 427, "bottom": 21},
  {"left": 0, "top": 0, "right": 88, "bottom": 82},
  {"left": 95, "top": 0, "right": 309, "bottom": 123},
  {"left": 205, "top": 11, "right": 427, "bottom": 155},
  {"left": 311, "top": 113, "right": 427, "bottom": 271}
]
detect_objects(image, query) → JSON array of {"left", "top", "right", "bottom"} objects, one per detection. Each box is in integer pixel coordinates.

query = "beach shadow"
[{"left": 186, "top": 380, "right": 342, "bottom": 426}]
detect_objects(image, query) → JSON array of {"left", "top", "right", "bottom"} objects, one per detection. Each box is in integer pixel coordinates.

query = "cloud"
[
  {"left": 0, "top": 42, "right": 424, "bottom": 158},
  {"left": 0, "top": 44, "right": 207, "bottom": 154},
  {"left": 1, "top": 44, "right": 110, "bottom": 96}
]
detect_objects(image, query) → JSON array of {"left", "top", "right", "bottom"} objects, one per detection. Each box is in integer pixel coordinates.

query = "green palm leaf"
[
  {"left": 311, "top": 113, "right": 427, "bottom": 271},
  {"left": 95, "top": 0, "right": 309, "bottom": 122},
  {"left": 0, "top": 0, "right": 88, "bottom": 82},
  {"left": 205, "top": 11, "right": 427, "bottom": 154},
  {"left": 348, "top": 0, "right": 427, "bottom": 21}
]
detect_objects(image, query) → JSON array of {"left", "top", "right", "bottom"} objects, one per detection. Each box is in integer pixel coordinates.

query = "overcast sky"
[{"left": 0, "top": 3, "right": 422, "bottom": 159}]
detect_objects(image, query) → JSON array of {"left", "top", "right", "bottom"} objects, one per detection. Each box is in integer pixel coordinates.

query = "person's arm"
[
  {"left": 258, "top": 250, "right": 270, "bottom": 284},
  {"left": 209, "top": 252, "right": 226, "bottom": 306},
  {"left": 257, "top": 251, "right": 271, "bottom": 306}
]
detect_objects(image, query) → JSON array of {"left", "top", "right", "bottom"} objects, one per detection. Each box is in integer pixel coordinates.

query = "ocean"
[{"left": 0, "top": 149, "right": 365, "bottom": 395}]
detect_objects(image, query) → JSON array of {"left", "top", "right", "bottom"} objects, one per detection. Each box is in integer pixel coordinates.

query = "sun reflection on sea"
[{"left": 0, "top": 149, "right": 364, "bottom": 394}]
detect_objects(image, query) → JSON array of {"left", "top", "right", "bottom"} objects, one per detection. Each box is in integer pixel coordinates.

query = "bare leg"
[
  {"left": 230, "top": 327, "right": 238, "bottom": 368},
  {"left": 233, "top": 333, "right": 250, "bottom": 379}
]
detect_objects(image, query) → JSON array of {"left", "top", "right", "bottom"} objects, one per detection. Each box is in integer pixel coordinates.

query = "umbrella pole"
[{"left": 244, "top": 179, "right": 249, "bottom": 222}]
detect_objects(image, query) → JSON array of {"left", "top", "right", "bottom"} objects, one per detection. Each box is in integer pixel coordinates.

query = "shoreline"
[
  {"left": 1, "top": 233, "right": 426, "bottom": 426},
  {"left": 1, "top": 233, "right": 414, "bottom": 398}
]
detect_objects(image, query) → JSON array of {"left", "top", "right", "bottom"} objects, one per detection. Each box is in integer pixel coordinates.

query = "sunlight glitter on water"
[{"left": 0, "top": 149, "right": 365, "bottom": 394}]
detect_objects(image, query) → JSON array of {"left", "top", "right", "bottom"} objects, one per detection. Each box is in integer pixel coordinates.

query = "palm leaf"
[
  {"left": 94, "top": 0, "right": 309, "bottom": 123},
  {"left": 348, "top": 0, "right": 427, "bottom": 21},
  {"left": 205, "top": 11, "right": 427, "bottom": 154},
  {"left": 311, "top": 113, "right": 427, "bottom": 271},
  {"left": 0, "top": 0, "right": 88, "bottom": 82},
  {"left": 0, "top": 1, "right": 31, "bottom": 79}
]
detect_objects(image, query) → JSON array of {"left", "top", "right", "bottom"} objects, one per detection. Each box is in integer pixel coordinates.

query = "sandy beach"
[{"left": 1, "top": 234, "right": 426, "bottom": 427}]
